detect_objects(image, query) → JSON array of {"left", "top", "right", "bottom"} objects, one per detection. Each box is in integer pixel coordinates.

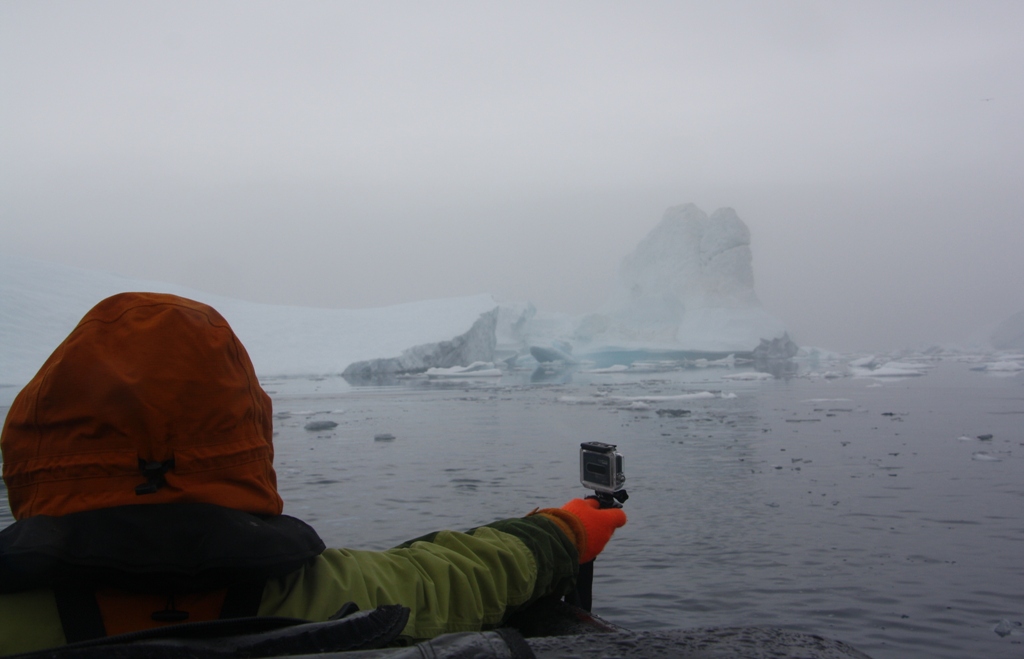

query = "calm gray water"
[{"left": 2, "top": 360, "right": 1022, "bottom": 658}]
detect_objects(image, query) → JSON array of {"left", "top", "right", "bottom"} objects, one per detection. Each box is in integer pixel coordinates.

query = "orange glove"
[{"left": 531, "top": 498, "right": 627, "bottom": 563}]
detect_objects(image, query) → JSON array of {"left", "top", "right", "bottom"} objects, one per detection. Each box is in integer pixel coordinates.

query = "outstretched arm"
[{"left": 259, "top": 514, "right": 581, "bottom": 640}]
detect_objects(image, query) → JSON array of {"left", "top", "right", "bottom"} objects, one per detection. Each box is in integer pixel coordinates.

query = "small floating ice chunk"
[
  {"left": 584, "top": 364, "right": 630, "bottom": 374},
  {"left": 972, "top": 452, "right": 1000, "bottom": 461},
  {"left": 426, "top": 362, "right": 502, "bottom": 378},
  {"left": 304, "top": 420, "right": 338, "bottom": 431},
  {"left": 708, "top": 354, "right": 736, "bottom": 368},
  {"left": 722, "top": 371, "right": 774, "bottom": 381},
  {"left": 992, "top": 619, "right": 1022, "bottom": 637},
  {"left": 866, "top": 362, "right": 927, "bottom": 377},
  {"left": 613, "top": 392, "right": 717, "bottom": 402},
  {"left": 978, "top": 360, "right": 1023, "bottom": 372},
  {"left": 623, "top": 401, "right": 652, "bottom": 411},
  {"left": 885, "top": 360, "right": 929, "bottom": 371},
  {"left": 957, "top": 436, "right": 974, "bottom": 441}
]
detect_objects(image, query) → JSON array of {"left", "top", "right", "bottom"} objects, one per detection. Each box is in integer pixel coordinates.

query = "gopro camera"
[{"left": 580, "top": 442, "right": 628, "bottom": 506}]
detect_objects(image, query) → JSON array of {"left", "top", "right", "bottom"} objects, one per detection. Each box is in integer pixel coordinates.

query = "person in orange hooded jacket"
[{"left": 0, "top": 292, "right": 626, "bottom": 653}]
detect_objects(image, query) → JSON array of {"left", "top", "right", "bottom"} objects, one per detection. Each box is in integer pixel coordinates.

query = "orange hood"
[{"left": 1, "top": 292, "right": 283, "bottom": 520}]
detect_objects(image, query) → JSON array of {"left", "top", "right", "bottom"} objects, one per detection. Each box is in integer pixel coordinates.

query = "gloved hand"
[{"left": 531, "top": 498, "right": 627, "bottom": 563}]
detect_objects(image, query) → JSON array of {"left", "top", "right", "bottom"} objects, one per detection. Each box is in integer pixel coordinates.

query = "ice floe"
[
  {"left": 1, "top": 253, "right": 499, "bottom": 387},
  {"left": 969, "top": 360, "right": 1023, "bottom": 373},
  {"left": 583, "top": 364, "right": 630, "bottom": 374},
  {"left": 722, "top": 371, "right": 774, "bottom": 381},
  {"left": 425, "top": 362, "right": 503, "bottom": 378},
  {"left": 613, "top": 392, "right": 720, "bottom": 402},
  {"left": 851, "top": 361, "right": 929, "bottom": 378},
  {"left": 556, "top": 390, "right": 732, "bottom": 406}
]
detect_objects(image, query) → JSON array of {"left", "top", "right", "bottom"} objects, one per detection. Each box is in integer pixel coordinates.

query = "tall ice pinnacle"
[{"left": 576, "top": 204, "right": 786, "bottom": 351}]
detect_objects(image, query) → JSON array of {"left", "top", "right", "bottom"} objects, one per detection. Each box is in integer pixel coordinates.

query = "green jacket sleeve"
[{"left": 258, "top": 515, "right": 578, "bottom": 640}]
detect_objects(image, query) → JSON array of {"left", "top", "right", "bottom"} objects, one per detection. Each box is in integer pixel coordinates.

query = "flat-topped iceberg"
[{"left": 0, "top": 254, "right": 498, "bottom": 389}]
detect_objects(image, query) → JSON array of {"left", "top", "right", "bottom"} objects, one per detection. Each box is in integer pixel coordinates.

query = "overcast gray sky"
[{"left": 2, "top": 0, "right": 1022, "bottom": 352}]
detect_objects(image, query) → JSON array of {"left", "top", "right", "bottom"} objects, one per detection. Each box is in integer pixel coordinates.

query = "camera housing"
[{"left": 580, "top": 441, "right": 625, "bottom": 495}]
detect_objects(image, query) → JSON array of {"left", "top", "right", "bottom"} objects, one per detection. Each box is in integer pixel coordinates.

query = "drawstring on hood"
[{"left": 1, "top": 292, "right": 283, "bottom": 519}]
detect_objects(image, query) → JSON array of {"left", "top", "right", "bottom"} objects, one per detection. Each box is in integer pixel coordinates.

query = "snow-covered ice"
[
  {"left": 851, "top": 360, "right": 929, "bottom": 378},
  {"left": 612, "top": 392, "right": 722, "bottom": 402},
  {"left": 722, "top": 371, "right": 774, "bottom": 381},
  {"left": 556, "top": 390, "right": 730, "bottom": 406},
  {"left": 969, "top": 360, "right": 1023, "bottom": 373},
  {"left": 1, "top": 253, "right": 498, "bottom": 389},
  {"left": 583, "top": 364, "right": 631, "bottom": 374},
  {"left": 425, "top": 362, "right": 502, "bottom": 378}
]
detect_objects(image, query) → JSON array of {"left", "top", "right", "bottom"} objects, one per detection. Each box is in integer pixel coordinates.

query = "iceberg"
[
  {"left": 341, "top": 309, "right": 498, "bottom": 381},
  {"left": 494, "top": 303, "right": 580, "bottom": 364},
  {"left": 991, "top": 310, "right": 1024, "bottom": 350},
  {"left": 573, "top": 204, "right": 788, "bottom": 357},
  {"left": 0, "top": 254, "right": 498, "bottom": 391},
  {"left": 529, "top": 343, "right": 577, "bottom": 364},
  {"left": 3, "top": 203, "right": 798, "bottom": 394}
]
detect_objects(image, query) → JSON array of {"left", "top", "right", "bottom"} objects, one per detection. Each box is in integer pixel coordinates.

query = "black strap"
[
  {"left": 573, "top": 560, "right": 594, "bottom": 611},
  {"left": 135, "top": 458, "right": 175, "bottom": 495},
  {"left": 54, "top": 588, "right": 106, "bottom": 642},
  {"left": 54, "top": 580, "right": 265, "bottom": 642},
  {"left": 220, "top": 580, "right": 266, "bottom": 619},
  {"left": 0, "top": 504, "right": 325, "bottom": 594}
]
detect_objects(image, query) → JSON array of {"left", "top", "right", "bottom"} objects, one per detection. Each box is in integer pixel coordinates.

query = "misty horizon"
[{"left": 2, "top": 1, "right": 1022, "bottom": 352}]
